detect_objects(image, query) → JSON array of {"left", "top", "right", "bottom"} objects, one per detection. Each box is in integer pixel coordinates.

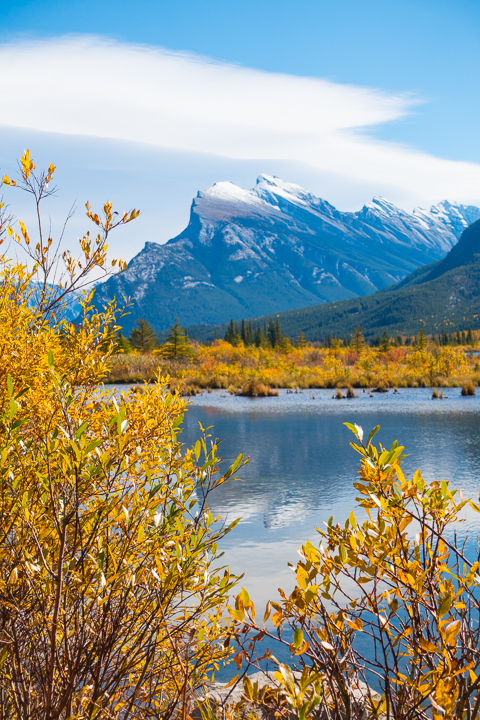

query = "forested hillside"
[{"left": 191, "top": 220, "right": 480, "bottom": 341}]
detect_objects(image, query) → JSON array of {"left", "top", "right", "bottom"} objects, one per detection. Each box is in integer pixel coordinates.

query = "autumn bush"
[
  {"left": 107, "top": 340, "right": 479, "bottom": 393},
  {"left": 228, "top": 424, "right": 480, "bottom": 719},
  {"left": 0, "top": 154, "right": 244, "bottom": 719}
]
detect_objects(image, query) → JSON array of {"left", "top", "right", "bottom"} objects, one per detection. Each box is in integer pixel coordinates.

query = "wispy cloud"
[{"left": 1, "top": 35, "right": 480, "bottom": 207}]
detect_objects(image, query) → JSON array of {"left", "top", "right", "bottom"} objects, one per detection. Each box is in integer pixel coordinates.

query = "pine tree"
[
  {"left": 417, "top": 329, "right": 427, "bottom": 353},
  {"left": 267, "top": 319, "right": 277, "bottom": 347},
  {"left": 351, "top": 326, "right": 364, "bottom": 353},
  {"left": 225, "top": 319, "right": 235, "bottom": 344},
  {"left": 297, "top": 331, "right": 307, "bottom": 349},
  {"left": 159, "top": 318, "right": 193, "bottom": 360},
  {"left": 262, "top": 320, "right": 268, "bottom": 346},
  {"left": 467, "top": 325, "right": 474, "bottom": 346},
  {"left": 379, "top": 330, "right": 390, "bottom": 353},
  {"left": 129, "top": 318, "right": 158, "bottom": 354},
  {"left": 241, "top": 319, "right": 247, "bottom": 344},
  {"left": 254, "top": 324, "right": 262, "bottom": 347},
  {"left": 246, "top": 320, "right": 254, "bottom": 346},
  {"left": 114, "top": 331, "right": 132, "bottom": 354}
]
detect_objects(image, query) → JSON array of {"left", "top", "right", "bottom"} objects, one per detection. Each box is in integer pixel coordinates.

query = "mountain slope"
[
  {"left": 193, "top": 220, "right": 480, "bottom": 341},
  {"left": 94, "top": 175, "right": 480, "bottom": 333}
]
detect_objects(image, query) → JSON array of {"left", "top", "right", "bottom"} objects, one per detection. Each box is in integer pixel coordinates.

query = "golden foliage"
[
  {"left": 0, "top": 155, "right": 244, "bottom": 718},
  {"left": 230, "top": 424, "right": 480, "bottom": 718},
  {"left": 107, "top": 338, "right": 477, "bottom": 391}
]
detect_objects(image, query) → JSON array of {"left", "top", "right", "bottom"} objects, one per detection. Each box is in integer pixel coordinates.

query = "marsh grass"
[{"left": 105, "top": 341, "right": 480, "bottom": 393}]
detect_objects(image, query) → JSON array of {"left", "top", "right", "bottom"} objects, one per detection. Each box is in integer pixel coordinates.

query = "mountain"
[
  {"left": 94, "top": 175, "right": 480, "bottom": 333},
  {"left": 194, "top": 219, "right": 480, "bottom": 342}
]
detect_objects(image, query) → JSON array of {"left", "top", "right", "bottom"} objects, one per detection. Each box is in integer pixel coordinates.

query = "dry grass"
[
  {"left": 461, "top": 380, "right": 476, "bottom": 396},
  {"left": 236, "top": 379, "right": 279, "bottom": 397},
  {"left": 104, "top": 344, "right": 480, "bottom": 393}
]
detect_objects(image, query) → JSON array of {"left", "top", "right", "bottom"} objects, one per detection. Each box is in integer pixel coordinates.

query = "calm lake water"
[{"left": 179, "top": 387, "right": 480, "bottom": 611}]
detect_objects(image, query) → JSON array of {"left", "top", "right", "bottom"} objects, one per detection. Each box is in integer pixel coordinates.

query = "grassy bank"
[{"left": 105, "top": 339, "right": 480, "bottom": 394}]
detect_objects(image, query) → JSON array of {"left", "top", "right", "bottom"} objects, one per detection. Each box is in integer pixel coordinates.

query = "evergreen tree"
[
  {"left": 351, "top": 326, "right": 364, "bottom": 353},
  {"left": 225, "top": 319, "right": 235, "bottom": 344},
  {"left": 263, "top": 320, "right": 269, "bottom": 346},
  {"left": 129, "top": 318, "right": 158, "bottom": 354},
  {"left": 417, "top": 329, "right": 427, "bottom": 353},
  {"left": 267, "top": 319, "right": 276, "bottom": 347},
  {"left": 275, "top": 317, "right": 282, "bottom": 345},
  {"left": 114, "top": 331, "right": 132, "bottom": 354},
  {"left": 456, "top": 330, "right": 461, "bottom": 345},
  {"left": 467, "top": 325, "right": 474, "bottom": 346},
  {"left": 396, "top": 335, "right": 403, "bottom": 346},
  {"left": 159, "top": 318, "right": 193, "bottom": 360},
  {"left": 379, "top": 330, "right": 390, "bottom": 353},
  {"left": 297, "top": 331, "right": 307, "bottom": 349},
  {"left": 254, "top": 324, "right": 262, "bottom": 347},
  {"left": 241, "top": 319, "right": 247, "bottom": 344},
  {"left": 246, "top": 320, "right": 254, "bottom": 346}
]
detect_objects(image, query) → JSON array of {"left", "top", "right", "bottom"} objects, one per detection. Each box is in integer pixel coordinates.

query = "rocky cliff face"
[{"left": 94, "top": 175, "right": 480, "bottom": 333}]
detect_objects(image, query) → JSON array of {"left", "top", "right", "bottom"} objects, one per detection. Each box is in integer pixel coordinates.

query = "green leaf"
[
  {"left": 75, "top": 421, "right": 89, "bottom": 440},
  {"left": 437, "top": 591, "right": 453, "bottom": 618},
  {"left": 47, "top": 350, "right": 54, "bottom": 367},
  {"left": 240, "top": 587, "right": 250, "bottom": 606},
  {"left": 343, "top": 422, "right": 361, "bottom": 440},
  {"left": 9, "top": 399, "right": 18, "bottom": 419},
  {"left": 293, "top": 628, "right": 304, "bottom": 649},
  {"left": 365, "top": 424, "right": 380, "bottom": 447},
  {"left": 14, "top": 387, "right": 29, "bottom": 401},
  {"left": 6, "top": 375, "right": 13, "bottom": 397},
  {"left": 225, "top": 453, "right": 244, "bottom": 478}
]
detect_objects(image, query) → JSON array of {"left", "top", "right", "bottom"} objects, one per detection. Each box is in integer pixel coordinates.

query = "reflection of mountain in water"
[
  {"left": 181, "top": 390, "right": 480, "bottom": 534},
  {"left": 263, "top": 501, "right": 315, "bottom": 529}
]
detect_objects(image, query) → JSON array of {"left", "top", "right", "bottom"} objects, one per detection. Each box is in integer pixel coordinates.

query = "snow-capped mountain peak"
[{"left": 94, "top": 174, "right": 480, "bottom": 334}]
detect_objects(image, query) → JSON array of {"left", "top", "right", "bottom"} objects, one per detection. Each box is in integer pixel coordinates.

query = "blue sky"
[{"left": 1, "top": 0, "right": 480, "bottom": 258}]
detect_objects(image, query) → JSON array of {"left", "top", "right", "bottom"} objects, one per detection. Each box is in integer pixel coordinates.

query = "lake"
[{"left": 180, "top": 387, "right": 480, "bottom": 612}]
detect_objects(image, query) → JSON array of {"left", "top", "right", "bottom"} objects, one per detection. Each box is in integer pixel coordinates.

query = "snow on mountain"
[{"left": 94, "top": 175, "right": 480, "bottom": 333}]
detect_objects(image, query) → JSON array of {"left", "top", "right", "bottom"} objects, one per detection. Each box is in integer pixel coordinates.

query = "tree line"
[
  {"left": 119, "top": 317, "right": 478, "bottom": 357},
  {"left": 116, "top": 317, "right": 194, "bottom": 358}
]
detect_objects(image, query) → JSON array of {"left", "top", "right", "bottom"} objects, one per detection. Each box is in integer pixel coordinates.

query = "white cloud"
[{"left": 2, "top": 34, "right": 480, "bottom": 209}]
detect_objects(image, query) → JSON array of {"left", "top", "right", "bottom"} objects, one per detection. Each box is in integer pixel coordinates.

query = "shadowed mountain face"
[
  {"left": 94, "top": 174, "right": 480, "bottom": 333},
  {"left": 195, "top": 219, "right": 480, "bottom": 342}
]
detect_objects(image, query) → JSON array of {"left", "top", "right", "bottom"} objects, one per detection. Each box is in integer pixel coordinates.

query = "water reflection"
[{"left": 180, "top": 388, "right": 480, "bottom": 610}]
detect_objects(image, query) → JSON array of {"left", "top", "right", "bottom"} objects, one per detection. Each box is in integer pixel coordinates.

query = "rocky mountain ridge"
[
  {"left": 94, "top": 175, "right": 480, "bottom": 333},
  {"left": 194, "top": 219, "right": 480, "bottom": 342}
]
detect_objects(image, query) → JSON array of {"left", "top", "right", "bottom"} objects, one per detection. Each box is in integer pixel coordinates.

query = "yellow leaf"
[{"left": 444, "top": 619, "right": 461, "bottom": 646}]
